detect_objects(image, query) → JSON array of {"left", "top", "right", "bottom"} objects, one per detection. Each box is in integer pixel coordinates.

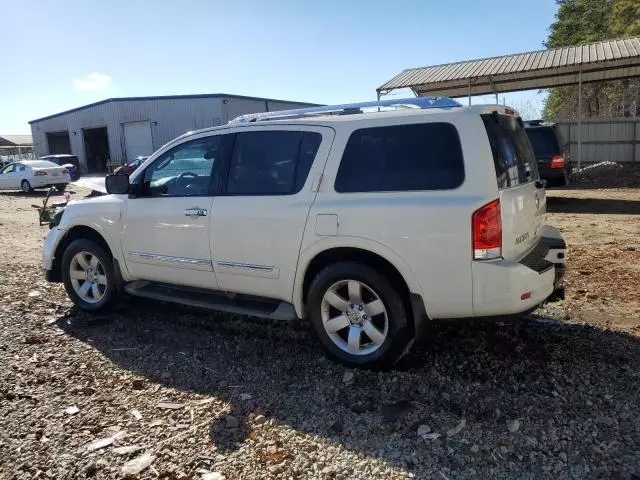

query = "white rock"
[
  {"left": 342, "top": 371, "right": 355, "bottom": 385},
  {"left": 157, "top": 402, "right": 184, "bottom": 410},
  {"left": 202, "top": 473, "right": 225, "bottom": 480},
  {"left": 471, "top": 444, "right": 479, "bottom": 454},
  {"left": 254, "top": 414, "right": 267, "bottom": 425},
  {"left": 113, "top": 445, "right": 142, "bottom": 456},
  {"left": 85, "top": 431, "right": 125, "bottom": 452},
  {"left": 121, "top": 453, "right": 155, "bottom": 476},
  {"left": 27, "top": 291, "right": 41, "bottom": 297},
  {"left": 65, "top": 405, "right": 80, "bottom": 415},
  {"left": 239, "top": 393, "right": 253, "bottom": 401},
  {"left": 130, "top": 409, "right": 142, "bottom": 420},
  {"left": 422, "top": 432, "right": 441, "bottom": 441},
  {"left": 416, "top": 425, "right": 431, "bottom": 437}
]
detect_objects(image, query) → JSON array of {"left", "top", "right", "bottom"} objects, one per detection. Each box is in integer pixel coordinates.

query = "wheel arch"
[
  {"left": 294, "top": 238, "right": 428, "bottom": 332},
  {"left": 49, "top": 225, "right": 115, "bottom": 283}
]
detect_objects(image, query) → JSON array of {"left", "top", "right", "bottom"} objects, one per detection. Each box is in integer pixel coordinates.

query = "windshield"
[{"left": 525, "top": 127, "right": 560, "bottom": 157}]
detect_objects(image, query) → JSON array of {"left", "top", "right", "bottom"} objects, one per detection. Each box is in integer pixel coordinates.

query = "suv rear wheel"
[
  {"left": 61, "top": 239, "right": 116, "bottom": 311},
  {"left": 307, "top": 261, "right": 412, "bottom": 369}
]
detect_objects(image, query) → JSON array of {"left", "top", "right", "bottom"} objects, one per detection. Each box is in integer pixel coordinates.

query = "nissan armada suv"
[{"left": 43, "top": 97, "right": 566, "bottom": 368}]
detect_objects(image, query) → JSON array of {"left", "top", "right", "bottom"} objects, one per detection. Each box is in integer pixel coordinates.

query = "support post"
[
  {"left": 577, "top": 68, "right": 583, "bottom": 170},
  {"left": 468, "top": 78, "right": 472, "bottom": 106}
]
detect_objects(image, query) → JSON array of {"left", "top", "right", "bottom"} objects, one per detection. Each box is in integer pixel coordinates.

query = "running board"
[{"left": 124, "top": 281, "right": 297, "bottom": 321}]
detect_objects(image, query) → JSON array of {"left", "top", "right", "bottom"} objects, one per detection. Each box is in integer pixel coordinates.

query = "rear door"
[
  {"left": 482, "top": 113, "right": 546, "bottom": 260},
  {"left": 210, "top": 125, "right": 333, "bottom": 302}
]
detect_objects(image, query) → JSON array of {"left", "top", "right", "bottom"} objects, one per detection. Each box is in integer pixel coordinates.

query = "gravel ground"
[{"left": 0, "top": 187, "right": 639, "bottom": 480}]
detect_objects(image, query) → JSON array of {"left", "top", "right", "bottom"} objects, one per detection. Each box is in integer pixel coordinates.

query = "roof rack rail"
[{"left": 228, "top": 96, "right": 461, "bottom": 124}]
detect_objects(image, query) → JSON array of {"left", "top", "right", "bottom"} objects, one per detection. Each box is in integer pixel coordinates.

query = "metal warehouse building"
[{"left": 29, "top": 94, "right": 319, "bottom": 173}]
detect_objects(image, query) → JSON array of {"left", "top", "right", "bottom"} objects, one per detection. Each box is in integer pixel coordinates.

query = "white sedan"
[{"left": 0, "top": 160, "right": 71, "bottom": 193}]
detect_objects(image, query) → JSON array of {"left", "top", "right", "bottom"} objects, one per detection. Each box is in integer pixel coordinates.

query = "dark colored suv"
[
  {"left": 524, "top": 121, "right": 572, "bottom": 186},
  {"left": 40, "top": 155, "right": 82, "bottom": 181}
]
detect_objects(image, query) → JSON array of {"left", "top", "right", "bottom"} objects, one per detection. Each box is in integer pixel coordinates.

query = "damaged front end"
[{"left": 33, "top": 186, "right": 105, "bottom": 229}]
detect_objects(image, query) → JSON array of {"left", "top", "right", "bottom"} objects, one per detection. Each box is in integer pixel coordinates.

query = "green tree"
[{"left": 543, "top": 0, "right": 640, "bottom": 120}]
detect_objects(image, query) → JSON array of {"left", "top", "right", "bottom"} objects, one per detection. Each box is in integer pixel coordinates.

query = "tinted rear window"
[
  {"left": 335, "top": 123, "right": 464, "bottom": 193},
  {"left": 482, "top": 114, "right": 539, "bottom": 189},
  {"left": 525, "top": 127, "right": 560, "bottom": 157}
]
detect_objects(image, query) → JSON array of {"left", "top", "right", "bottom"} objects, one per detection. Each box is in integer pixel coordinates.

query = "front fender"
[
  {"left": 292, "top": 236, "right": 425, "bottom": 318},
  {"left": 51, "top": 195, "right": 128, "bottom": 274}
]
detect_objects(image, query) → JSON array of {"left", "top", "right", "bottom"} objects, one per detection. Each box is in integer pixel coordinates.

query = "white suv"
[{"left": 43, "top": 98, "right": 566, "bottom": 368}]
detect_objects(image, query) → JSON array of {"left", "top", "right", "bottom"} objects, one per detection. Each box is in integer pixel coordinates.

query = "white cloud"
[{"left": 73, "top": 72, "right": 112, "bottom": 91}]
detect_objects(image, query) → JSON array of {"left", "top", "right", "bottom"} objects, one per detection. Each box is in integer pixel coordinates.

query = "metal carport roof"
[{"left": 378, "top": 37, "right": 640, "bottom": 97}]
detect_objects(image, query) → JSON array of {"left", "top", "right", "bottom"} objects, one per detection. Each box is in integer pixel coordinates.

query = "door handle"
[{"left": 184, "top": 207, "right": 207, "bottom": 217}]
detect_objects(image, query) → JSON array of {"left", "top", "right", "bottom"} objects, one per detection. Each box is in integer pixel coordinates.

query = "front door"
[
  {"left": 210, "top": 126, "right": 333, "bottom": 302},
  {"left": 120, "top": 133, "right": 228, "bottom": 289}
]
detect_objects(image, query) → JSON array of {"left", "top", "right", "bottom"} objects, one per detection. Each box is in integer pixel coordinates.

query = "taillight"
[
  {"left": 34, "top": 170, "right": 47, "bottom": 176},
  {"left": 472, "top": 199, "right": 502, "bottom": 260},
  {"left": 550, "top": 154, "right": 566, "bottom": 168}
]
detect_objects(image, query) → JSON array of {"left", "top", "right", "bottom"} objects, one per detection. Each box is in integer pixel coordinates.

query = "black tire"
[
  {"left": 307, "top": 261, "right": 413, "bottom": 369},
  {"left": 55, "top": 183, "right": 68, "bottom": 192},
  {"left": 61, "top": 239, "right": 117, "bottom": 312},
  {"left": 21, "top": 180, "right": 32, "bottom": 193}
]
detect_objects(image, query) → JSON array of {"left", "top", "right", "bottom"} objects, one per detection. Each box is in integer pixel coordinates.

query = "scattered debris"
[
  {"left": 121, "top": 452, "right": 155, "bottom": 476},
  {"left": 253, "top": 414, "right": 267, "bottom": 426},
  {"left": 506, "top": 419, "right": 521, "bottom": 433},
  {"left": 239, "top": 393, "right": 253, "bottom": 401},
  {"left": 85, "top": 431, "right": 125, "bottom": 452},
  {"left": 27, "top": 290, "right": 41, "bottom": 297},
  {"left": 157, "top": 402, "right": 184, "bottom": 410},
  {"left": 65, "top": 405, "right": 80, "bottom": 415},
  {"left": 201, "top": 472, "right": 226, "bottom": 480},
  {"left": 113, "top": 445, "right": 142, "bottom": 456},
  {"left": 417, "top": 425, "right": 431, "bottom": 437},
  {"left": 446, "top": 419, "right": 466, "bottom": 437},
  {"left": 130, "top": 409, "right": 143, "bottom": 421}
]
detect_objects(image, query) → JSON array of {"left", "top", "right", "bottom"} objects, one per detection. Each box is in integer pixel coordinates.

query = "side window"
[
  {"left": 142, "top": 136, "right": 222, "bottom": 197},
  {"left": 16, "top": 164, "right": 26, "bottom": 172},
  {"left": 335, "top": 123, "right": 465, "bottom": 193},
  {"left": 1, "top": 164, "right": 15, "bottom": 174},
  {"left": 227, "top": 131, "right": 322, "bottom": 195}
]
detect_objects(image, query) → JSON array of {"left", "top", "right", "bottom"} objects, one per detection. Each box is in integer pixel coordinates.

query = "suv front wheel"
[
  {"left": 61, "top": 239, "right": 117, "bottom": 311},
  {"left": 307, "top": 261, "right": 412, "bottom": 369}
]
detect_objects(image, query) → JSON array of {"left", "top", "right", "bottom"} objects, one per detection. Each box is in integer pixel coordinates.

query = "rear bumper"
[
  {"left": 538, "top": 163, "right": 572, "bottom": 181},
  {"left": 472, "top": 227, "right": 566, "bottom": 316}
]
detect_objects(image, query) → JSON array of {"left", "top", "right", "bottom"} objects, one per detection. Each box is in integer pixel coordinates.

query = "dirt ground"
[{"left": 0, "top": 185, "right": 639, "bottom": 479}]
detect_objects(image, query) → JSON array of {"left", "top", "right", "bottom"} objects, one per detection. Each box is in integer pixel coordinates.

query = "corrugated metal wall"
[
  {"left": 556, "top": 118, "right": 640, "bottom": 164},
  {"left": 30, "top": 97, "right": 315, "bottom": 171}
]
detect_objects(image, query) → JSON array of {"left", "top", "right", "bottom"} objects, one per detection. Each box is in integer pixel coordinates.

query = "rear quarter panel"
[{"left": 298, "top": 112, "right": 499, "bottom": 319}]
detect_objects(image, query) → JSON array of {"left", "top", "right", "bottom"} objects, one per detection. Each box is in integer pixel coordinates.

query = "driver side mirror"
[{"left": 105, "top": 174, "right": 130, "bottom": 194}]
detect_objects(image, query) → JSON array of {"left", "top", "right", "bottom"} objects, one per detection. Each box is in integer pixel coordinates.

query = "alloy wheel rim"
[
  {"left": 320, "top": 279, "right": 388, "bottom": 356},
  {"left": 69, "top": 251, "right": 107, "bottom": 304}
]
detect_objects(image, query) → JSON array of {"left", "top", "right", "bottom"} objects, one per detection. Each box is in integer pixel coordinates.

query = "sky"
[{"left": 0, "top": 0, "right": 559, "bottom": 134}]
